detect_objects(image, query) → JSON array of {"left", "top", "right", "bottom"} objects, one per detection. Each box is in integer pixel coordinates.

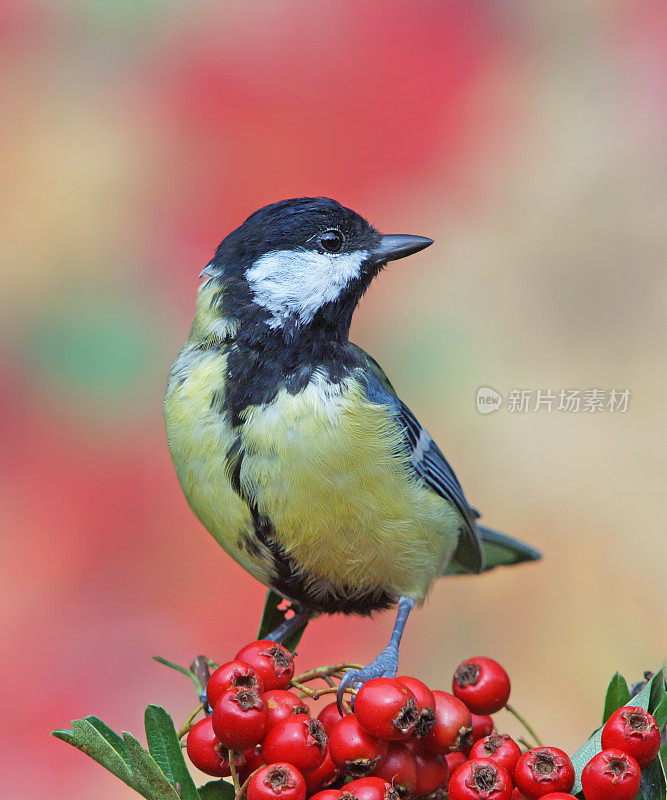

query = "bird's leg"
[
  {"left": 264, "top": 606, "right": 315, "bottom": 643},
  {"left": 337, "top": 596, "right": 416, "bottom": 712}
]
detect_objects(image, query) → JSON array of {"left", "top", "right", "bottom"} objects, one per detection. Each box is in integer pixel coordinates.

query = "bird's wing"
[{"left": 352, "top": 347, "right": 484, "bottom": 574}]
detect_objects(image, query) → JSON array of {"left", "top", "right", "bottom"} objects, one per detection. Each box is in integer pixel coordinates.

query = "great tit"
[{"left": 164, "top": 197, "right": 540, "bottom": 702}]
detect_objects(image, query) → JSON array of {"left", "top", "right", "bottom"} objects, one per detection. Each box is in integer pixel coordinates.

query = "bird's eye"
[{"left": 319, "top": 229, "right": 344, "bottom": 253}]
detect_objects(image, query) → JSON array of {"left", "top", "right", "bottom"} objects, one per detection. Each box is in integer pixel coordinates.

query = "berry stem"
[
  {"left": 295, "top": 685, "right": 358, "bottom": 701},
  {"left": 291, "top": 663, "right": 365, "bottom": 685},
  {"left": 505, "top": 703, "right": 544, "bottom": 747},
  {"left": 228, "top": 749, "right": 241, "bottom": 794},
  {"left": 236, "top": 766, "right": 263, "bottom": 800},
  {"left": 176, "top": 703, "right": 204, "bottom": 740}
]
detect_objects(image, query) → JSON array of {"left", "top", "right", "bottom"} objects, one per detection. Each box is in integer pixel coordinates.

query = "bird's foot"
[{"left": 337, "top": 644, "right": 399, "bottom": 713}]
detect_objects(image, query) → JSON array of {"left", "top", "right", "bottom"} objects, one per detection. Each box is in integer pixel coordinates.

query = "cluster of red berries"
[{"left": 185, "top": 645, "right": 662, "bottom": 800}]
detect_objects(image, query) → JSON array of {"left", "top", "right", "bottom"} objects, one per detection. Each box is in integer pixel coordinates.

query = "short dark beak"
[{"left": 370, "top": 234, "right": 434, "bottom": 265}]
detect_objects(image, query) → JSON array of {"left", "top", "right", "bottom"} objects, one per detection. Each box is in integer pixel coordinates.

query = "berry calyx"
[
  {"left": 262, "top": 715, "right": 328, "bottom": 773},
  {"left": 354, "top": 678, "right": 419, "bottom": 740},
  {"left": 513, "top": 747, "right": 574, "bottom": 799},
  {"left": 247, "top": 763, "right": 306, "bottom": 800},
  {"left": 206, "top": 660, "right": 264, "bottom": 708},
  {"left": 452, "top": 658, "right": 511, "bottom": 715},
  {"left": 470, "top": 734, "right": 522, "bottom": 775},
  {"left": 344, "top": 776, "right": 400, "bottom": 800},
  {"left": 581, "top": 749, "right": 641, "bottom": 800},
  {"left": 211, "top": 687, "right": 269, "bottom": 750},
  {"left": 186, "top": 717, "right": 233, "bottom": 777},
  {"left": 601, "top": 705, "right": 661, "bottom": 767},
  {"left": 328, "top": 714, "right": 388, "bottom": 777},
  {"left": 235, "top": 640, "right": 295, "bottom": 691},
  {"left": 448, "top": 757, "right": 513, "bottom": 800},
  {"left": 424, "top": 690, "right": 473, "bottom": 754},
  {"left": 396, "top": 675, "right": 436, "bottom": 737}
]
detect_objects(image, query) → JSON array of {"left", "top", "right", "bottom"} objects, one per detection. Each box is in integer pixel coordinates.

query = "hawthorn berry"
[
  {"left": 262, "top": 715, "right": 328, "bottom": 773},
  {"left": 448, "top": 757, "right": 513, "bottom": 800},
  {"left": 206, "top": 660, "right": 264, "bottom": 708},
  {"left": 470, "top": 714, "right": 494, "bottom": 742},
  {"left": 601, "top": 705, "right": 661, "bottom": 767},
  {"left": 371, "top": 743, "right": 418, "bottom": 797},
  {"left": 446, "top": 751, "right": 468, "bottom": 775},
  {"left": 304, "top": 748, "right": 341, "bottom": 794},
  {"left": 247, "top": 763, "right": 306, "bottom": 800},
  {"left": 186, "top": 717, "right": 233, "bottom": 777},
  {"left": 513, "top": 747, "right": 574, "bottom": 799},
  {"left": 235, "top": 640, "right": 295, "bottom": 690},
  {"left": 354, "top": 678, "right": 419, "bottom": 740},
  {"left": 581, "top": 749, "right": 641, "bottom": 800},
  {"left": 470, "top": 734, "right": 522, "bottom": 775},
  {"left": 309, "top": 792, "right": 343, "bottom": 800},
  {"left": 424, "top": 690, "right": 473, "bottom": 754},
  {"left": 452, "top": 658, "right": 511, "bottom": 715},
  {"left": 539, "top": 795, "right": 578, "bottom": 799},
  {"left": 396, "top": 675, "right": 436, "bottom": 737},
  {"left": 238, "top": 745, "right": 265, "bottom": 784},
  {"left": 263, "top": 689, "right": 309, "bottom": 726},
  {"left": 344, "top": 776, "right": 400, "bottom": 800},
  {"left": 410, "top": 745, "right": 450, "bottom": 795},
  {"left": 211, "top": 687, "right": 269, "bottom": 750},
  {"left": 318, "top": 702, "right": 344, "bottom": 736},
  {"left": 328, "top": 714, "right": 388, "bottom": 777}
]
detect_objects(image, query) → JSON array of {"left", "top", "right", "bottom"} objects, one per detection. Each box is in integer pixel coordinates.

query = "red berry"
[
  {"left": 310, "top": 792, "right": 342, "bottom": 800},
  {"left": 304, "top": 748, "right": 341, "bottom": 794},
  {"left": 470, "top": 714, "right": 494, "bottom": 743},
  {"left": 247, "top": 763, "right": 306, "bottom": 800},
  {"left": 539, "top": 795, "right": 577, "bottom": 799},
  {"left": 581, "top": 749, "right": 641, "bottom": 800},
  {"left": 235, "top": 640, "right": 295, "bottom": 691},
  {"left": 446, "top": 751, "right": 468, "bottom": 776},
  {"left": 262, "top": 715, "right": 328, "bottom": 773},
  {"left": 211, "top": 687, "right": 269, "bottom": 750},
  {"left": 410, "top": 745, "right": 450, "bottom": 795},
  {"left": 424, "top": 691, "right": 473, "bottom": 754},
  {"left": 354, "top": 678, "right": 419, "bottom": 741},
  {"left": 396, "top": 675, "right": 436, "bottom": 737},
  {"left": 371, "top": 743, "right": 418, "bottom": 797},
  {"left": 343, "top": 777, "right": 400, "bottom": 800},
  {"left": 448, "top": 757, "right": 513, "bottom": 800},
  {"left": 263, "top": 689, "right": 309, "bottom": 726},
  {"left": 206, "top": 660, "right": 264, "bottom": 707},
  {"left": 238, "top": 745, "right": 265, "bottom": 784},
  {"left": 511, "top": 791, "right": 528, "bottom": 800},
  {"left": 514, "top": 748, "right": 574, "bottom": 799},
  {"left": 452, "top": 658, "right": 511, "bottom": 715},
  {"left": 328, "top": 714, "right": 388, "bottom": 777},
  {"left": 318, "top": 702, "right": 345, "bottom": 736},
  {"left": 470, "top": 734, "right": 522, "bottom": 775},
  {"left": 186, "top": 717, "right": 233, "bottom": 777},
  {"left": 601, "top": 705, "right": 661, "bottom": 768}
]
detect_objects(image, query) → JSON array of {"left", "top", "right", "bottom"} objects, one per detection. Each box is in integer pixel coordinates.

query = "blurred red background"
[{"left": 1, "top": 1, "right": 665, "bottom": 797}]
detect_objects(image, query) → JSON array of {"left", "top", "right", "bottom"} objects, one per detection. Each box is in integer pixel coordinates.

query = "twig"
[
  {"left": 228, "top": 749, "right": 241, "bottom": 794},
  {"left": 177, "top": 704, "right": 204, "bottom": 739},
  {"left": 291, "top": 664, "right": 364, "bottom": 684},
  {"left": 505, "top": 703, "right": 543, "bottom": 747}
]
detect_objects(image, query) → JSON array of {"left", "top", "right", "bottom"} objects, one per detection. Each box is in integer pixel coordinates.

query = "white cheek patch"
[{"left": 245, "top": 249, "right": 367, "bottom": 327}]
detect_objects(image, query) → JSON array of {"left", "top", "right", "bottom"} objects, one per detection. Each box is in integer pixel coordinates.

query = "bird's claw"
[{"left": 336, "top": 646, "right": 400, "bottom": 714}]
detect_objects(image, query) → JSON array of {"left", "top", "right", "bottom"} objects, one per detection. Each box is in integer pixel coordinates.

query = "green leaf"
[
  {"left": 84, "top": 715, "right": 131, "bottom": 760},
  {"left": 602, "top": 673, "right": 631, "bottom": 723},
  {"left": 153, "top": 656, "right": 205, "bottom": 696},
  {"left": 257, "top": 590, "right": 307, "bottom": 653},
  {"left": 198, "top": 779, "right": 236, "bottom": 800},
  {"left": 144, "top": 705, "right": 200, "bottom": 800},
  {"left": 52, "top": 719, "right": 138, "bottom": 793},
  {"left": 654, "top": 697, "right": 667, "bottom": 730},
  {"left": 123, "top": 731, "right": 181, "bottom": 800},
  {"left": 640, "top": 756, "right": 666, "bottom": 800},
  {"left": 572, "top": 671, "right": 664, "bottom": 795}
]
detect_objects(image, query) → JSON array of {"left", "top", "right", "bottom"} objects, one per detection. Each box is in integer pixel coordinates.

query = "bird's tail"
[{"left": 443, "top": 526, "right": 541, "bottom": 576}]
